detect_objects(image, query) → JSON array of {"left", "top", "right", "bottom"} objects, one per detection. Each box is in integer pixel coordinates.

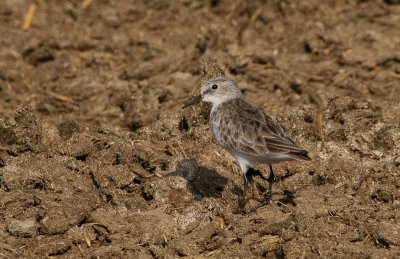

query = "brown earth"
[{"left": 1, "top": 0, "right": 400, "bottom": 258}]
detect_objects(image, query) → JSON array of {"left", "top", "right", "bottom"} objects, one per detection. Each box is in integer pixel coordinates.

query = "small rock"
[
  {"left": 7, "top": 218, "right": 38, "bottom": 237},
  {"left": 376, "top": 222, "right": 400, "bottom": 245},
  {"left": 57, "top": 120, "right": 80, "bottom": 140},
  {"left": 103, "top": 8, "right": 120, "bottom": 28},
  {"left": 48, "top": 242, "right": 72, "bottom": 256}
]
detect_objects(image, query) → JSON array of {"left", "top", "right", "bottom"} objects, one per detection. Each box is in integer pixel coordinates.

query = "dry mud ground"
[{"left": 1, "top": 0, "right": 400, "bottom": 258}]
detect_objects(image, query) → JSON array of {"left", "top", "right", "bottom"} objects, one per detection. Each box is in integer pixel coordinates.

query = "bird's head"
[{"left": 183, "top": 76, "right": 241, "bottom": 108}]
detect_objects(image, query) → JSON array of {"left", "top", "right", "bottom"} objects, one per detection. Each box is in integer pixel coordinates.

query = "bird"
[{"left": 183, "top": 76, "right": 311, "bottom": 204}]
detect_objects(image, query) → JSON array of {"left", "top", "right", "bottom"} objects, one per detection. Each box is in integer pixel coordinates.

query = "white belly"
[
  {"left": 230, "top": 149, "right": 295, "bottom": 166},
  {"left": 209, "top": 105, "right": 225, "bottom": 147},
  {"left": 210, "top": 119, "right": 224, "bottom": 146}
]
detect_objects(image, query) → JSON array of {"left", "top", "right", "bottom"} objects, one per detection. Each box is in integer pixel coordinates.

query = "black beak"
[{"left": 182, "top": 95, "right": 202, "bottom": 109}]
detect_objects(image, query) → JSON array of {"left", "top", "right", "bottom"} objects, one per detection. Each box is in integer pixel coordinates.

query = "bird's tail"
[{"left": 288, "top": 150, "right": 311, "bottom": 161}]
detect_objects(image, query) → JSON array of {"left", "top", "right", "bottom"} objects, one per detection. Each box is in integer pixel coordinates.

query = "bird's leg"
[
  {"left": 237, "top": 172, "right": 249, "bottom": 210},
  {"left": 239, "top": 163, "right": 250, "bottom": 198},
  {"left": 268, "top": 164, "right": 275, "bottom": 186},
  {"left": 245, "top": 168, "right": 261, "bottom": 201},
  {"left": 244, "top": 167, "right": 271, "bottom": 202},
  {"left": 263, "top": 164, "right": 275, "bottom": 204},
  {"left": 243, "top": 172, "right": 249, "bottom": 198},
  {"left": 238, "top": 163, "right": 249, "bottom": 209}
]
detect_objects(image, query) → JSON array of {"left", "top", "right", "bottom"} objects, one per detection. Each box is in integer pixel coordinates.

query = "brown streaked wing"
[
  {"left": 219, "top": 116, "right": 268, "bottom": 156},
  {"left": 217, "top": 99, "right": 304, "bottom": 156},
  {"left": 260, "top": 112, "right": 305, "bottom": 153}
]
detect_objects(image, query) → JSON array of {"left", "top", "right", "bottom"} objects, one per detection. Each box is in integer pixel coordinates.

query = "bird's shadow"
[
  {"left": 167, "top": 159, "right": 273, "bottom": 205},
  {"left": 167, "top": 159, "right": 230, "bottom": 201}
]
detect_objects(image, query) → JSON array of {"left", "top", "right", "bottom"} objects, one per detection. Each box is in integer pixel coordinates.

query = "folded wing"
[{"left": 218, "top": 99, "right": 310, "bottom": 160}]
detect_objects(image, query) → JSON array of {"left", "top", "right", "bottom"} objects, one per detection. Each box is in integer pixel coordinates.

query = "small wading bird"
[{"left": 183, "top": 76, "right": 311, "bottom": 206}]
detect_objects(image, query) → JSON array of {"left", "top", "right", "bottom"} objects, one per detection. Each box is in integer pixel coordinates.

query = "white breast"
[
  {"left": 210, "top": 106, "right": 224, "bottom": 146},
  {"left": 210, "top": 116, "right": 223, "bottom": 146}
]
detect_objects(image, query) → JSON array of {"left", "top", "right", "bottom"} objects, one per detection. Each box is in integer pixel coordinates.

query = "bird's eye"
[{"left": 212, "top": 84, "right": 218, "bottom": 89}]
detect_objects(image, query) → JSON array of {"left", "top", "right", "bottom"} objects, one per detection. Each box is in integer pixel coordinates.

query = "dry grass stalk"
[{"left": 22, "top": 3, "right": 37, "bottom": 30}]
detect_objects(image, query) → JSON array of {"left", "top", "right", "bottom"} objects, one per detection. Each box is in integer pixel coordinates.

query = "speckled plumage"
[
  {"left": 210, "top": 98, "right": 309, "bottom": 165},
  {"left": 183, "top": 76, "right": 311, "bottom": 200}
]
